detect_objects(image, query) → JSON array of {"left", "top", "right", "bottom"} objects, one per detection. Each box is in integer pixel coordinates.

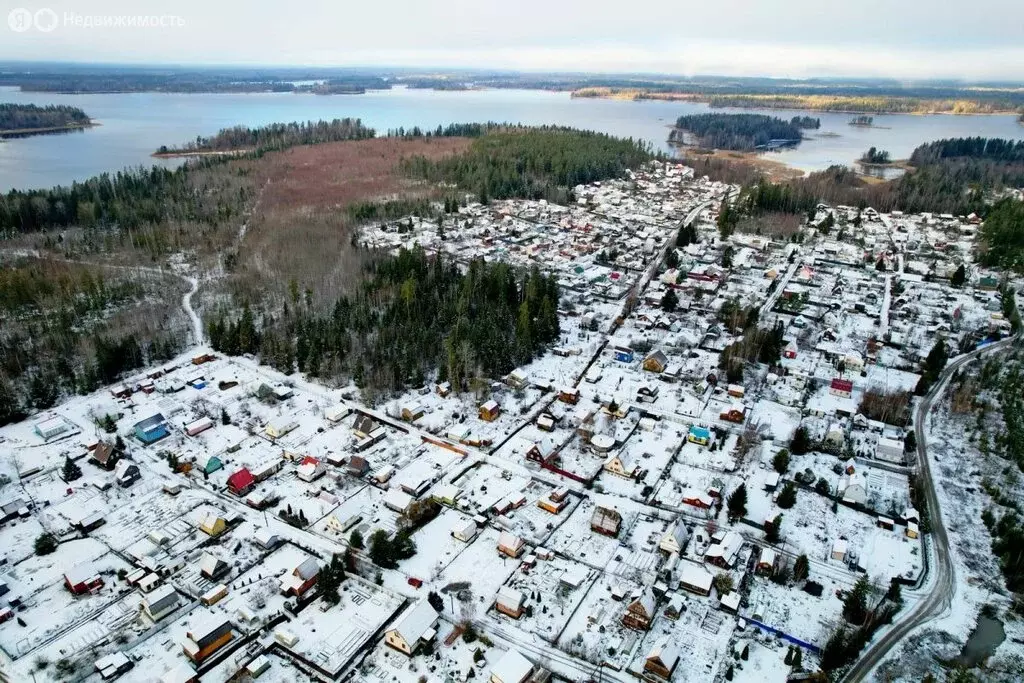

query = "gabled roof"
[
  {"left": 647, "top": 637, "right": 680, "bottom": 671},
  {"left": 628, "top": 587, "right": 656, "bottom": 617},
  {"left": 227, "top": 468, "right": 255, "bottom": 490},
  {"left": 490, "top": 649, "right": 534, "bottom": 683},
  {"left": 389, "top": 599, "right": 438, "bottom": 646}
]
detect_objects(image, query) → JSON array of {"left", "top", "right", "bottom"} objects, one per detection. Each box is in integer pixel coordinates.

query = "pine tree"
[
  {"left": 951, "top": 264, "right": 966, "bottom": 287},
  {"left": 772, "top": 449, "right": 791, "bottom": 473},
  {"left": 661, "top": 288, "right": 679, "bottom": 312},
  {"left": 842, "top": 576, "right": 872, "bottom": 625},
  {"left": 765, "top": 514, "right": 783, "bottom": 543},
  {"left": 793, "top": 554, "right": 810, "bottom": 581},
  {"left": 61, "top": 456, "right": 82, "bottom": 482},
  {"left": 790, "top": 426, "right": 812, "bottom": 455},
  {"left": 727, "top": 484, "right": 747, "bottom": 521},
  {"left": 777, "top": 482, "right": 798, "bottom": 509}
]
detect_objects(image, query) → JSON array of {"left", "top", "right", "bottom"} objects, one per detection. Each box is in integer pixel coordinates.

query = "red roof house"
[{"left": 227, "top": 468, "right": 255, "bottom": 496}]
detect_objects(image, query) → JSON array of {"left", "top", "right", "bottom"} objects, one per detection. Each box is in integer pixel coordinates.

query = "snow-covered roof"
[
  {"left": 490, "top": 648, "right": 534, "bottom": 683},
  {"left": 389, "top": 599, "right": 438, "bottom": 646}
]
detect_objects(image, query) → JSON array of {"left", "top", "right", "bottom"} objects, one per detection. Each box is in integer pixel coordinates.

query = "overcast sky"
[{"left": 4, "top": 0, "right": 1024, "bottom": 80}]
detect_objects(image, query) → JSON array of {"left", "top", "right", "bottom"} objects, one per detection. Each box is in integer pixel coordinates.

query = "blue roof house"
[
  {"left": 687, "top": 425, "right": 711, "bottom": 446},
  {"left": 133, "top": 413, "right": 169, "bottom": 445}
]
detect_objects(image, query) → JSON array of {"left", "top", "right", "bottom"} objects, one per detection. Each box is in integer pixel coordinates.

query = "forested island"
[
  {"left": 850, "top": 115, "right": 875, "bottom": 127},
  {"left": 859, "top": 147, "right": 892, "bottom": 164},
  {"left": 0, "top": 103, "right": 92, "bottom": 137},
  {"left": 669, "top": 114, "right": 805, "bottom": 151}
]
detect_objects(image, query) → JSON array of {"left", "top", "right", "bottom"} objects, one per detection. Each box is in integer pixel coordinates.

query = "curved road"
[{"left": 843, "top": 334, "right": 1019, "bottom": 682}]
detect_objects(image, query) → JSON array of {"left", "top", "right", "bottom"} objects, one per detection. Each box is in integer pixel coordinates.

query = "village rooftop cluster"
[{"left": 0, "top": 161, "right": 1011, "bottom": 683}]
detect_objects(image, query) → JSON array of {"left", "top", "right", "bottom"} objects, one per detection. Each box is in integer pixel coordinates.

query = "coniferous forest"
[
  {"left": 206, "top": 247, "right": 560, "bottom": 400},
  {"left": 670, "top": 113, "right": 805, "bottom": 150},
  {"left": 0, "top": 103, "right": 91, "bottom": 132}
]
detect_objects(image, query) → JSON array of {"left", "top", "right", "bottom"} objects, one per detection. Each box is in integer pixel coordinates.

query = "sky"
[{"left": 3, "top": 0, "right": 1024, "bottom": 80}]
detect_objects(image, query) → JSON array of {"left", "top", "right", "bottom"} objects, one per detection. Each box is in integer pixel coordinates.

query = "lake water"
[{"left": 1, "top": 85, "right": 1023, "bottom": 191}]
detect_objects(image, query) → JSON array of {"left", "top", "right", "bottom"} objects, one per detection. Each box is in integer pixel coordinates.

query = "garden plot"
[
  {"left": 22, "top": 589, "right": 146, "bottom": 667},
  {"left": 745, "top": 574, "right": 845, "bottom": 646},
  {"left": 174, "top": 521, "right": 267, "bottom": 598},
  {"left": 211, "top": 543, "right": 314, "bottom": 624},
  {"left": 730, "top": 636, "right": 802, "bottom": 683},
  {"left": 558, "top": 573, "right": 645, "bottom": 670},
  {"left": 278, "top": 580, "right": 404, "bottom": 677},
  {"left": 748, "top": 487, "right": 922, "bottom": 582},
  {"left": 494, "top": 556, "right": 598, "bottom": 642},
  {"left": 545, "top": 440, "right": 605, "bottom": 483},
  {"left": 436, "top": 526, "right": 520, "bottom": 603},
  {"left": 398, "top": 507, "right": 478, "bottom": 581},
  {"left": 0, "top": 514, "right": 45, "bottom": 565},
  {"left": 673, "top": 437, "right": 739, "bottom": 473},
  {"left": 493, "top": 480, "right": 572, "bottom": 546},
  {"left": 595, "top": 422, "right": 681, "bottom": 498},
  {"left": 652, "top": 458, "right": 733, "bottom": 515},
  {"left": 312, "top": 484, "right": 400, "bottom": 543},
  {"left": 174, "top": 422, "right": 250, "bottom": 462},
  {"left": 0, "top": 550, "right": 132, "bottom": 657},
  {"left": 629, "top": 596, "right": 737, "bottom": 681},
  {"left": 91, "top": 488, "right": 207, "bottom": 554},
  {"left": 545, "top": 497, "right": 634, "bottom": 568},
  {"left": 606, "top": 515, "right": 669, "bottom": 581},
  {"left": 449, "top": 463, "right": 531, "bottom": 516},
  {"left": 358, "top": 628, "right": 488, "bottom": 683},
  {"left": 747, "top": 400, "right": 802, "bottom": 443}
]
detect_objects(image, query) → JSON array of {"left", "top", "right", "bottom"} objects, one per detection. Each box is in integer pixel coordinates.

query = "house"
[
  {"left": 95, "top": 653, "right": 134, "bottom": 680},
  {"left": 76, "top": 510, "right": 105, "bottom": 532},
  {"left": 622, "top": 588, "right": 656, "bottom": 630},
  {"left": 200, "top": 584, "right": 228, "bottom": 606},
  {"left": 246, "top": 656, "right": 271, "bottom": 679},
  {"left": 182, "top": 615, "right": 233, "bottom": 663},
  {"left": 831, "top": 539, "right": 849, "bottom": 562},
  {"left": 497, "top": 531, "right": 525, "bottom": 558},
  {"left": 265, "top": 419, "right": 297, "bottom": 440},
  {"left": 526, "top": 437, "right": 557, "bottom": 463},
  {"left": 644, "top": 639, "right": 680, "bottom": 681},
  {"left": 198, "top": 454, "right": 223, "bottom": 475},
  {"left": 590, "top": 433, "right": 615, "bottom": 454},
  {"left": 161, "top": 664, "right": 199, "bottom": 683},
  {"left": 659, "top": 522, "right": 690, "bottom": 555},
  {"left": 558, "top": 386, "right": 580, "bottom": 404},
  {"left": 296, "top": 456, "right": 326, "bottom": 482},
  {"left": 681, "top": 489, "right": 713, "bottom": 509},
  {"left": 142, "top": 584, "right": 180, "bottom": 621},
  {"left": 279, "top": 557, "right": 319, "bottom": 597},
  {"left": 401, "top": 402, "right": 425, "bottom": 422},
  {"left": 783, "top": 340, "right": 798, "bottom": 359},
  {"left": 353, "top": 414, "right": 378, "bottom": 438},
  {"left": 227, "top": 468, "right": 256, "bottom": 496},
  {"left": 906, "top": 521, "right": 920, "bottom": 539},
  {"left": 114, "top": 460, "right": 141, "bottom": 487},
  {"left": 452, "top": 519, "right": 478, "bottom": 542},
  {"left": 479, "top": 400, "right": 501, "bottom": 422},
  {"left": 536, "top": 413, "right": 555, "bottom": 431},
  {"left": 537, "top": 491, "right": 567, "bottom": 514},
  {"left": 839, "top": 472, "right": 867, "bottom": 505},
  {"left": 756, "top": 548, "right": 777, "bottom": 575},
  {"left": 133, "top": 413, "right": 169, "bottom": 445},
  {"left": 90, "top": 441, "right": 119, "bottom": 470},
  {"left": 705, "top": 531, "right": 743, "bottom": 568},
  {"left": 254, "top": 528, "right": 282, "bottom": 549},
  {"left": 636, "top": 384, "right": 660, "bottom": 403},
  {"left": 720, "top": 591, "right": 741, "bottom": 613},
  {"left": 489, "top": 648, "right": 536, "bottom": 683},
  {"left": 591, "top": 506, "right": 622, "bottom": 537},
  {"left": 830, "top": 378, "right": 854, "bottom": 399},
  {"left": 432, "top": 483, "right": 461, "bottom": 506},
  {"left": 727, "top": 384, "right": 745, "bottom": 399},
  {"left": 185, "top": 417, "right": 214, "bottom": 437},
  {"left": 719, "top": 404, "right": 746, "bottom": 424},
  {"left": 506, "top": 369, "right": 529, "bottom": 389},
  {"left": 435, "top": 381, "right": 451, "bottom": 397},
  {"left": 603, "top": 452, "right": 636, "bottom": 478},
  {"left": 34, "top": 416, "right": 68, "bottom": 441},
  {"left": 384, "top": 600, "right": 439, "bottom": 655},
  {"left": 199, "top": 552, "right": 230, "bottom": 581},
  {"left": 384, "top": 489, "right": 414, "bottom": 515},
  {"left": 346, "top": 455, "right": 370, "bottom": 477},
  {"left": 65, "top": 564, "right": 104, "bottom": 594},
  {"left": 678, "top": 562, "right": 713, "bottom": 596},
  {"left": 643, "top": 350, "right": 668, "bottom": 373},
  {"left": 495, "top": 585, "right": 526, "bottom": 619},
  {"left": 612, "top": 344, "right": 634, "bottom": 363},
  {"left": 875, "top": 436, "right": 905, "bottom": 463},
  {"left": 324, "top": 404, "right": 351, "bottom": 423},
  {"left": 199, "top": 513, "right": 227, "bottom": 537},
  {"left": 687, "top": 425, "right": 711, "bottom": 446}
]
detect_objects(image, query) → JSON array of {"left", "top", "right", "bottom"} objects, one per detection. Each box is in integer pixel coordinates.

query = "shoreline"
[
  {"left": 151, "top": 148, "right": 254, "bottom": 159},
  {"left": 572, "top": 88, "right": 1023, "bottom": 116},
  {"left": 0, "top": 121, "right": 97, "bottom": 139}
]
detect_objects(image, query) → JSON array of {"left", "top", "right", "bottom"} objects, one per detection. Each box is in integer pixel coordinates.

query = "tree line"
[
  {"left": 0, "top": 103, "right": 90, "bottom": 131},
  {"left": 671, "top": 113, "right": 804, "bottom": 151},
  {"left": 400, "top": 126, "right": 653, "bottom": 204},
  {"left": 156, "top": 118, "right": 375, "bottom": 154},
  {"left": 207, "top": 247, "right": 561, "bottom": 398}
]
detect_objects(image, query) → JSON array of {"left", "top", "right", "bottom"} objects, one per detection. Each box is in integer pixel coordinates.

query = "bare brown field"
[{"left": 209, "top": 136, "right": 472, "bottom": 310}]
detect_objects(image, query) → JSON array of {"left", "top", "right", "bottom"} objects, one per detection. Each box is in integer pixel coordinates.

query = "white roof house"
[
  {"left": 490, "top": 648, "right": 535, "bottom": 683},
  {"left": 384, "top": 488, "right": 414, "bottom": 514},
  {"left": 659, "top": 522, "right": 690, "bottom": 555},
  {"left": 385, "top": 600, "right": 439, "bottom": 655}
]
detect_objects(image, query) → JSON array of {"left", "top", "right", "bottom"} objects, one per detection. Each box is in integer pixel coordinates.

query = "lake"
[{"left": 1, "top": 85, "right": 1023, "bottom": 191}]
